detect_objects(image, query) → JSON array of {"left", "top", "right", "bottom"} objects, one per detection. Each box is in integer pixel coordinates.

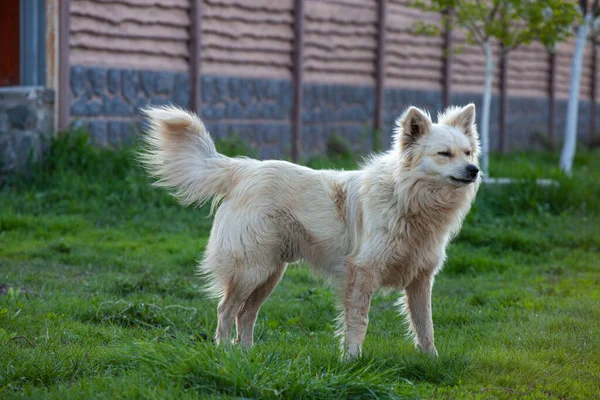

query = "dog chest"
[{"left": 379, "top": 230, "right": 446, "bottom": 289}]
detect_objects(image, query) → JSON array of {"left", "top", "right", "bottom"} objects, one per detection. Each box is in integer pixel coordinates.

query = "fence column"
[
  {"left": 499, "top": 45, "right": 508, "bottom": 153},
  {"left": 190, "top": 0, "right": 202, "bottom": 114},
  {"left": 374, "top": 0, "right": 387, "bottom": 144},
  {"left": 548, "top": 50, "right": 556, "bottom": 142},
  {"left": 591, "top": 45, "right": 597, "bottom": 141},
  {"left": 291, "top": 0, "right": 304, "bottom": 162},
  {"left": 57, "top": 0, "right": 70, "bottom": 131},
  {"left": 441, "top": 7, "right": 452, "bottom": 108}
]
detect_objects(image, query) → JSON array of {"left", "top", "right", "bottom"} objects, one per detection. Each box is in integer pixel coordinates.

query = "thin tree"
[
  {"left": 411, "top": 0, "right": 578, "bottom": 176},
  {"left": 560, "top": 0, "right": 599, "bottom": 175}
]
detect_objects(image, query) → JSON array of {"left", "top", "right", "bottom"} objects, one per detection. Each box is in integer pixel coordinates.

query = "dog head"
[{"left": 393, "top": 104, "right": 480, "bottom": 187}]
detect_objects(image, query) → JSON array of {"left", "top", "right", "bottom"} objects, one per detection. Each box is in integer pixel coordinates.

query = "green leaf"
[{"left": 408, "top": 0, "right": 580, "bottom": 51}]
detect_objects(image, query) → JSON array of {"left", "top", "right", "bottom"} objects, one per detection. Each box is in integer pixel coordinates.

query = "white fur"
[{"left": 140, "top": 103, "right": 481, "bottom": 358}]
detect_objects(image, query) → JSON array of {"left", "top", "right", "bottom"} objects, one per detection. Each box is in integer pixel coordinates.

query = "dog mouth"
[{"left": 449, "top": 176, "right": 476, "bottom": 185}]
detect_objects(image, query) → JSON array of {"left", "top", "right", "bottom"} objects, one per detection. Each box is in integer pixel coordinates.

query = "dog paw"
[
  {"left": 342, "top": 344, "right": 362, "bottom": 361},
  {"left": 419, "top": 345, "right": 438, "bottom": 357}
]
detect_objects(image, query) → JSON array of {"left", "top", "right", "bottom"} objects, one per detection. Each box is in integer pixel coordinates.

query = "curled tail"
[{"left": 140, "top": 105, "right": 236, "bottom": 208}]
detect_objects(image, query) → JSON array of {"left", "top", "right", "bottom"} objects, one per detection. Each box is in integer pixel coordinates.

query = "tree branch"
[
  {"left": 473, "top": 0, "right": 491, "bottom": 27},
  {"left": 503, "top": 26, "right": 525, "bottom": 55},
  {"left": 504, "top": 41, "right": 521, "bottom": 56},
  {"left": 487, "top": 0, "right": 501, "bottom": 24},
  {"left": 466, "top": 20, "right": 486, "bottom": 46},
  {"left": 460, "top": 9, "right": 487, "bottom": 44}
]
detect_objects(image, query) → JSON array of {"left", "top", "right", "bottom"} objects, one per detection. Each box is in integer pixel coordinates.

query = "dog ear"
[
  {"left": 445, "top": 103, "right": 477, "bottom": 137},
  {"left": 395, "top": 106, "right": 432, "bottom": 149}
]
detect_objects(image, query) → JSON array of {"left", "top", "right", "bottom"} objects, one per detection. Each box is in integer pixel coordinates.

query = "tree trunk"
[
  {"left": 560, "top": 13, "right": 592, "bottom": 175},
  {"left": 481, "top": 40, "right": 494, "bottom": 176}
]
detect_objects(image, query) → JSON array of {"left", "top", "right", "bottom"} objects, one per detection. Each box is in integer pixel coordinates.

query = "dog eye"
[
  {"left": 437, "top": 151, "right": 452, "bottom": 157},
  {"left": 465, "top": 151, "right": 471, "bottom": 156}
]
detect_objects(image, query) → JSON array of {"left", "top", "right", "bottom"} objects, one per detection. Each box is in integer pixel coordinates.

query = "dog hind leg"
[
  {"left": 235, "top": 264, "right": 286, "bottom": 348},
  {"left": 215, "top": 283, "right": 247, "bottom": 346},
  {"left": 212, "top": 263, "right": 282, "bottom": 346}
]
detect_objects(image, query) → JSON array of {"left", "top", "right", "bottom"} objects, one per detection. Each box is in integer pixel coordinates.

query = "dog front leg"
[
  {"left": 342, "top": 266, "right": 378, "bottom": 360},
  {"left": 403, "top": 271, "right": 437, "bottom": 356}
]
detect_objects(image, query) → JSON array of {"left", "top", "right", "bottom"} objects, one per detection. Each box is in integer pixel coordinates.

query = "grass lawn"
[{"left": 1, "top": 134, "right": 599, "bottom": 399}]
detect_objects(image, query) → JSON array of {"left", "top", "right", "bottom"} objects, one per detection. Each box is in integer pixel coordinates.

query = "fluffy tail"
[{"left": 139, "top": 105, "right": 236, "bottom": 208}]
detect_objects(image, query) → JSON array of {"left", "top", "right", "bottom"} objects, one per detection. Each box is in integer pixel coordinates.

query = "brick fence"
[{"left": 55, "top": 0, "right": 598, "bottom": 160}]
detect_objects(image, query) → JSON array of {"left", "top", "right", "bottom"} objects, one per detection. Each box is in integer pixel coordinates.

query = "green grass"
[{"left": 0, "top": 132, "right": 599, "bottom": 399}]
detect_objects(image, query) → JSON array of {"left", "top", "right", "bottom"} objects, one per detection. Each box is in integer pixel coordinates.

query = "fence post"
[
  {"left": 374, "top": 0, "right": 387, "bottom": 147},
  {"left": 190, "top": 0, "right": 202, "bottom": 114},
  {"left": 58, "top": 0, "right": 70, "bottom": 131},
  {"left": 548, "top": 50, "right": 556, "bottom": 143},
  {"left": 291, "top": 0, "right": 305, "bottom": 162},
  {"left": 441, "top": 7, "right": 452, "bottom": 108},
  {"left": 591, "top": 44, "right": 597, "bottom": 141},
  {"left": 499, "top": 45, "right": 508, "bottom": 153}
]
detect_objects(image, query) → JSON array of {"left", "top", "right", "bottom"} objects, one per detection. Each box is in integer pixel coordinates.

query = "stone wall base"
[
  {"left": 67, "top": 65, "right": 599, "bottom": 159},
  {"left": 0, "top": 87, "right": 55, "bottom": 174}
]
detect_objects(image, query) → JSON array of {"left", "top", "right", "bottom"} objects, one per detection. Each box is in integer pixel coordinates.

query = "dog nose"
[{"left": 465, "top": 164, "right": 479, "bottom": 178}]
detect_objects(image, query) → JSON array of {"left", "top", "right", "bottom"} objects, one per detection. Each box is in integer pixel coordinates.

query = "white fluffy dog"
[{"left": 141, "top": 103, "right": 480, "bottom": 358}]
